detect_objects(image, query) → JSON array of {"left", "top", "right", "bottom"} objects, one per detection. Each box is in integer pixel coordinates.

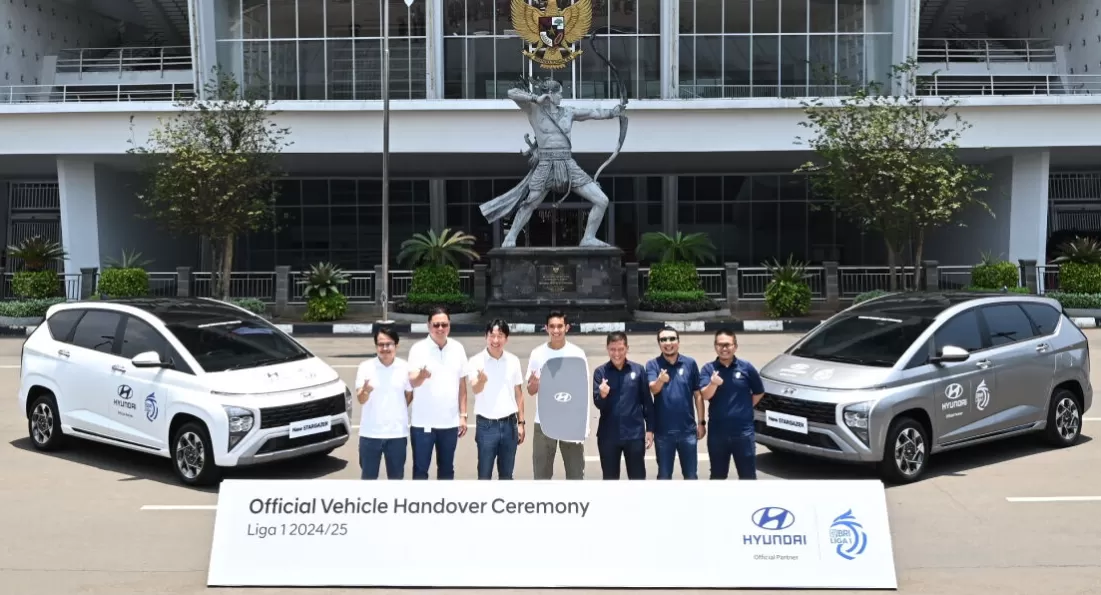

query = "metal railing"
[
  {"left": 54, "top": 45, "right": 193, "bottom": 77},
  {"left": 677, "top": 83, "right": 864, "bottom": 99},
  {"left": 917, "top": 38, "right": 1057, "bottom": 65},
  {"left": 915, "top": 74, "right": 1101, "bottom": 96},
  {"left": 0, "top": 83, "right": 195, "bottom": 103}
]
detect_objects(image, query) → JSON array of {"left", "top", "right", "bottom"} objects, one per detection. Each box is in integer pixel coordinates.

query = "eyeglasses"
[
  {"left": 432, "top": 322, "right": 450, "bottom": 329},
  {"left": 658, "top": 336, "right": 678, "bottom": 343},
  {"left": 376, "top": 342, "right": 395, "bottom": 349},
  {"left": 715, "top": 342, "right": 736, "bottom": 349}
]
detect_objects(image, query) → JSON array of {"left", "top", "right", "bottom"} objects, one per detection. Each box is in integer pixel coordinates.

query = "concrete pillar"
[
  {"left": 823, "top": 261, "right": 839, "bottom": 310},
  {"left": 923, "top": 260, "right": 939, "bottom": 291},
  {"left": 724, "top": 262, "right": 739, "bottom": 312},
  {"left": 177, "top": 266, "right": 191, "bottom": 297},
  {"left": 473, "top": 264, "right": 487, "bottom": 308},
  {"left": 429, "top": 179, "right": 446, "bottom": 233},
  {"left": 374, "top": 264, "right": 386, "bottom": 304},
  {"left": 1019, "top": 259, "right": 1038, "bottom": 293},
  {"left": 1007, "top": 150, "right": 1050, "bottom": 266},
  {"left": 192, "top": 0, "right": 218, "bottom": 95},
  {"left": 274, "top": 265, "right": 291, "bottom": 311},
  {"left": 56, "top": 158, "right": 101, "bottom": 278},
  {"left": 80, "top": 267, "right": 97, "bottom": 299},
  {"left": 626, "top": 262, "right": 640, "bottom": 310},
  {"left": 660, "top": 0, "right": 678, "bottom": 99},
  {"left": 427, "top": 0, "right": 444, "bottom": 99}
]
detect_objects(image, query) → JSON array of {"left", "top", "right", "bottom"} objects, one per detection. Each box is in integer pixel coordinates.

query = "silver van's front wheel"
[{"left": 878, "top": 416, "right": 929, "bottom": 485}]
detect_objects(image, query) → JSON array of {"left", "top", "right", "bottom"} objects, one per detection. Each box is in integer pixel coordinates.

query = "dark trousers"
[
  {"left": 654, "top": 429, "right": 699, "bottom": 479},
  {"left": 708, "top": 426, "right": 758, "bottom": 480},
  {"left": 410, "top": 426, "right": 459, "bottom": 480},
  {"left": 358, "top": 436, "right": 407, "bottom": 480},
  {"left": 597, "top": 437, "right": 647, "bottom": 479},
  {"left": 475, "top": 414, "right": 519, "bottom": 479}
]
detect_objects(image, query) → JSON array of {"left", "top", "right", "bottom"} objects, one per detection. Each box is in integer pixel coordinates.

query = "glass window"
[
  {"left": 70, "top": 310, "right": 122, "bottom": 354},
  {"left": 1021, "top": 303, "right": 1062, "bottom": 336},
  {"left": 46, "top": 309, "right": 83, "bottom": 343},
  {"left": 164, "top": 317, "right": 311, "bottom": 373},
  {"left": 981, "top": 303, "right": 1038, "bottom": 347},
  {"left": 119, "top": 316, "right": 170, "bottom": 360},
  {"left": 933, "top": 310, "right": 984, "bottom": 353},
  {"left": 790, "top": 313, "right": 934, "bottom": 367}
]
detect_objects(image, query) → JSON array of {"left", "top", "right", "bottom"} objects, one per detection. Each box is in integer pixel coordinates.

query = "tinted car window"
[
  {"left": 163, "top": 317, "right": 309, "bottom": 373},
  {"left": 46, "top": 310, "right": 83, "bottom": 342},
  {"left": 933, "top": 309, "right": 984, "bottom": 353},
  {"left": 790, "top": 313, "right": 934, "bottom": 367},
  {"left": 1021, "top": 303, "right": 1061, "bottom": 336},
  {"left": 981, "top": 303, "right": 1037, "bottom": 347},
  {"left": 119, "top": 316, "right": 170, "bottom": 360},
  {"left": 70, "top": 310, "right": 122, "bottom": 354}
]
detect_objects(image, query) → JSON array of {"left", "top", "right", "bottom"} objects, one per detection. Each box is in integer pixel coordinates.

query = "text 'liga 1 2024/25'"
[{"left": 207, "top": 479, "right": 897, "bottom": 590}]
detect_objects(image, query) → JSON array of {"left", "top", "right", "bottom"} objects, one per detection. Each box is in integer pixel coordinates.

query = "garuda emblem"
[{"left": 511, "top": 0, "right": 593, "bottom": 70}]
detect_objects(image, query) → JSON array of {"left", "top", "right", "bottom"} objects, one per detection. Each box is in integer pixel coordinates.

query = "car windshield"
[
  {"left": 789, "top": 312, "right": 933, "bottom": 368},
  {"left": 163, "top": 316, "right": 310, "bottom": 373}
]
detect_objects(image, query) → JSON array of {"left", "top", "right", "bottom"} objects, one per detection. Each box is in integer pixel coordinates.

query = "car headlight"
[
  {"left": 223, "top": 405, "right": 254, "bottom": 450},
  {"left": 842, "top": 400, "right": 873, "bottom": 446},
  {"left": 344, "top": 386, "right": 353, "bottom": 414}
]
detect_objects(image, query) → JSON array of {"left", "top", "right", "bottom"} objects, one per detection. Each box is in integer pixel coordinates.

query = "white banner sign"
[{"left": 207, "top": 479, "right": 897, "bottom": 589}]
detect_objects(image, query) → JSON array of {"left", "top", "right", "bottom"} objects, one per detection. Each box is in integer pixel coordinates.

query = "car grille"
[
  {"left": 754, "top": 421, "right": 842, "bottom": 450},
  {"left": 256, "top": 423, "right": 349, "bottom": 455},
  {"left": 754, "top": 393, "right": 837, "bottom": 425},
  {"left": 259, "top": 394, "right": 345, "bottom": 429}
]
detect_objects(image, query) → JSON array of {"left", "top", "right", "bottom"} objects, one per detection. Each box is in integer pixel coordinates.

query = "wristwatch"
[
  {"left": 517, "top": 420, "right": 526, "bottom": 425},
  {"left": 698, "top": 420, "right": 706, "bottom": 427}
]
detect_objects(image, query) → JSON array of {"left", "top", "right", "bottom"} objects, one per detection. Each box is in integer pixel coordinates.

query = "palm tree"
[
  {"left": 635, "top": 231, "right": 716, "bottom": 264},
  {"left": 397, "top": 228, "right": 481, "bottom": 268}
]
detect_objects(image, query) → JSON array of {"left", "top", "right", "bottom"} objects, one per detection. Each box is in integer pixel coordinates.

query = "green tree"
[
  {"left": 795, "top": 60, "right": 992, "bottom": 290},
  {"left": 128, "top": 69, "right": 292, "bottom": 299}
]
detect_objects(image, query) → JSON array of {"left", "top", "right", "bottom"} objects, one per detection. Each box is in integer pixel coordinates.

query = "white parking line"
[
  {"left": 141, "top": 505, "right": 217, "bottom": 510},
  {"left": 1086, "top": 417, "right": 1101, "bottom": 421},
  {"left": 350, "top": 424, "right": 477, "bottom": 429},
  {"left": 1006, "top": 496, "right": 1101, "bottom": 503}
]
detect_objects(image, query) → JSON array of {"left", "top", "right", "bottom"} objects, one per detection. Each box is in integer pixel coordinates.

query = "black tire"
[
  {"left": 170, "top": 421, "right": 222, "bottom": 487},
  {"left": 1044, "top": 388, "right": 1083, "bottom": 448},
  {"left": 27, "top": 393, "right": 64, "bottom": 451},
  {"left": 876, "top": 416, "right": 929, "bottom": 485}
]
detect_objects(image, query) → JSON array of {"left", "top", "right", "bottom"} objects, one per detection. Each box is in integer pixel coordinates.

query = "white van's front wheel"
[{"left": 171, "top": 421, "right": 222, "bottom": 487}]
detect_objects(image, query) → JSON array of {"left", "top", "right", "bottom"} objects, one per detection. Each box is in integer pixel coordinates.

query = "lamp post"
[{"left": 380, "top": 0, "right": 414, "bottom": 323}]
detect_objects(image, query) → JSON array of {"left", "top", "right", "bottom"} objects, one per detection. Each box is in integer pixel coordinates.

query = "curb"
[{"left": 3, "top": 317, "right": 1098, "bottom": 338}]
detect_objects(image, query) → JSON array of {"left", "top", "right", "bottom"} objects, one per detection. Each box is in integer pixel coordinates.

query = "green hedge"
[
  {"left": 394, "top": 264, "right": 478, "bottom": 314},
  {"left": 1046, "top": 292, "right": 1101, "bottom": 309},
  {"left": 98, "top": 268, "right": 149, "bottom": 298},
  {"left": 764, "top": 279, "right": 811, "bottom": 317},
  {"left": 1059, "top": 262, "right": 1101, "bottom": 294},
  {"left": 0, "top": 298, "right": 65, "bottom": 318},
  {"left": 305, "top": 291, "right": 348, "bottom": 322},
  {"left": 971, "top": 260, "right": 1020, "bottom": 289},
  {"left": 12, "top": 270, "right": 60, "bottom": 299},
  {"left": 638, "top": 290, "right": 720, "bottom": 313}
]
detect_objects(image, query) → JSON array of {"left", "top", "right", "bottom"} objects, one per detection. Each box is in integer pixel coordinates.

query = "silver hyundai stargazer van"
[{"left": 753, "top": 291, "right": 1092, "bottom": 484}]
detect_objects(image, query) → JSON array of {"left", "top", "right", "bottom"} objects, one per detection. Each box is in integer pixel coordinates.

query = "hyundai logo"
[
  {"left": 752, "top": 507, "right": 796, "bottom": 530},
  {"left": 117, "top": 385, "right": 133, "bottom": 400},
  {"left": 554, "top": 392, "right": 572, "bottom": 403},
  {"left": 944, "top": 383, "right": 963, "bottom": 400},
  {"left": 782, "top": 387, "right": 795, "bottom": 395}
]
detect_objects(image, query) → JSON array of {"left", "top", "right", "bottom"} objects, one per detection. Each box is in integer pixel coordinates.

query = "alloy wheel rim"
[
  {"left": 894, "top": 427, "right": 925, "bottom": 476},
  {"left": 175, "top": 431, "right": 205, "bottom": 479},
  {"left": 1055, "top": 397, "right": 1080, "bottom": 441},
  {"left": 31, "top": 402, "right": 53, "bottom": 444}
]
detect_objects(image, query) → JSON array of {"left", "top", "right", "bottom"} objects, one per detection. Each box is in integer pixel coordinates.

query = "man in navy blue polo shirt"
[
  {"left": 593, "top": 331, "right": 655, "bottom": 479},
  {"left": 646, "top": 326, "right": 705, "bottom": 480},
  {"left": 700, "top": 328, "right": 765, "bottom": 480}
]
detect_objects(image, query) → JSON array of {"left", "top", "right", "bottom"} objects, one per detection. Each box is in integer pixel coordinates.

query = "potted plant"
[
  {"left": 0, "top": 236, "right": 68, "bottom": 326},
  {"left": 98, "top": 249, "right": 153, "bottom": 298},
  {"left": 634, "top": 231, "right": 724, "bottom": 319},
  {"left": 392, "top": 228, "right": 481, "bottom": 321},
  {"left": 763, "top": 255, "right": 813, "bottom": 318},
  {"left": 299, "top": 262, "right": 349, "bottom": 322}
]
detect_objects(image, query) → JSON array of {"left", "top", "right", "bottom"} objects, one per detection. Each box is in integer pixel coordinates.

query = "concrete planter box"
[
  {"left": 634, "top": 308, "right": 731, "bottom": 322},
  {"left": 1065, "top": 308, "right": 1101, "bottom": 318},
  {"left": 0, "top": 316, "right": 43, "bottom": 327},
  {"left": 385, "top": 311, "right": 482, "bottom": 324}
]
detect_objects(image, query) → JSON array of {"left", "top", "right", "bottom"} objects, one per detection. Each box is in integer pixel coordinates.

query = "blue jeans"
[
  {"left": 654, "top": 430, "right": 698, "bottom": 479},
  {"left": 708, "top": 426, "right": 758, "bottom": 480},
  {"left": 474, "top": 414, "right": 519, "bottom": 479},
  {"left": 358, "top": 436, "right": 407, "bottom": 480},
  {"left": 410, "top": 426, "right": 459, "bottom": 480}
]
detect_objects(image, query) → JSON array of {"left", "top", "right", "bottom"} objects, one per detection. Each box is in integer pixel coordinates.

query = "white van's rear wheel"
[{"left": 28, "top": 393, "right": 64, "bottom": 451}]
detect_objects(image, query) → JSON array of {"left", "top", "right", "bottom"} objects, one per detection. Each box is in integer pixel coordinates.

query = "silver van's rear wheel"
[
  {"left": 1044, "top": 388, "right": 1082, "bottom": 448},
  {"left": 877, "top": 416, "right": 928, "bottom": 485}
]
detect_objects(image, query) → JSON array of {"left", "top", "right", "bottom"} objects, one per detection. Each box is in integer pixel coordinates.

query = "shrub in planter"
[
  {"left": 1053, "top": 236, "right": 1101, "bottom": 294},
  {"left": 394, "top": 228, "right": 481, "bottom": 315},
  {"left": 299, "top": 262, "right": 349, "bottom": 322},
  {"left": 0, "top": 297, "right": 65, "bottom": 319},
  {"left": 98, "top": 249, "right": 153, "bottom": 298},
  {"left": 971, "top": 252, "right": 1021, "bottom": 290},
  {"left": 12, "top": 270, "right": 61, "bottom": 299},
  {"left": 7, "top": 235, "right": 67, "bottom": 299},
  {"left": 228, "top": 297, "right": 267, "bottom": 316},
  {"left": 964, "top": 285, "right": 1031, "bottom": 294},
  {"left": 763, "top": 256, "right": 812, "bottom": 318},
  {"left": 1045, "top": 292, "right": 1101, "bottom": 310},
  {"left": 636, "top": 232, "right": 719, "bottom": 313},
  {"left": 853, "top": 289, "right": 892, "bottom": 305}
]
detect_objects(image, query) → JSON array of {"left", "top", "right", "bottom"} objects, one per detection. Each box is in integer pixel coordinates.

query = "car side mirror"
[
  {"left": 931, "top": 345, "right": 969, "bottom": 364},
  {"left": 132, "top": 350, "right": 170, "bottom": 368}
]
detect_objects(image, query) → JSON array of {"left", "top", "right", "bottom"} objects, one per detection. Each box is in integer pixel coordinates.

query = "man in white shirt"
[
  {"left": 407, "top": 307, "right": 469, "bottom": 480},
  {"left": 467, "top": 319, "right": 525, "bottom": 479},
  {"left": 527, "top": 310, "right": 587, "bottom": 480},
  {"left": 355, "top": 324, "right": 413, "bottom": 480}
]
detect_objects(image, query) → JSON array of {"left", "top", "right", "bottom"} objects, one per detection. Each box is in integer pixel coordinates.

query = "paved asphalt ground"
[{"left": 3, "top": 330, "right": 1101, "bottom": 595}]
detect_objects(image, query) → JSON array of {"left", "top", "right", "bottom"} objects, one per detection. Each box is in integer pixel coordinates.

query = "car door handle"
[
  {"left": 111, "top": 364, "right": 126, "bottom": 373},
  {"left": 1036, "top": 343, "right": 1050, "bottom": 352},
  {"left": 57, "top": 349, "right": 69, "bottom": 358},
  {"left": 975, "top": 359, "right": 992, "bottom": 369}
]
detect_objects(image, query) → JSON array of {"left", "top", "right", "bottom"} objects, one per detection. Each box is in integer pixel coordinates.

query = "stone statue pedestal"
[{"left": 485, "top": 246, "right": 627, "bottom": 323}]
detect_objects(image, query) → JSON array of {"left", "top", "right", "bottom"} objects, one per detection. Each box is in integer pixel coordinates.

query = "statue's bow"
[{"left": 587, "top": 30, "right": 628, "bottom": 182}]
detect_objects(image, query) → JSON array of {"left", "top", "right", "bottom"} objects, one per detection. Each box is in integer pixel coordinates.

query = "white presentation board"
[{"left": 206, "top": 479, "right": 897, "bottom": 589}]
